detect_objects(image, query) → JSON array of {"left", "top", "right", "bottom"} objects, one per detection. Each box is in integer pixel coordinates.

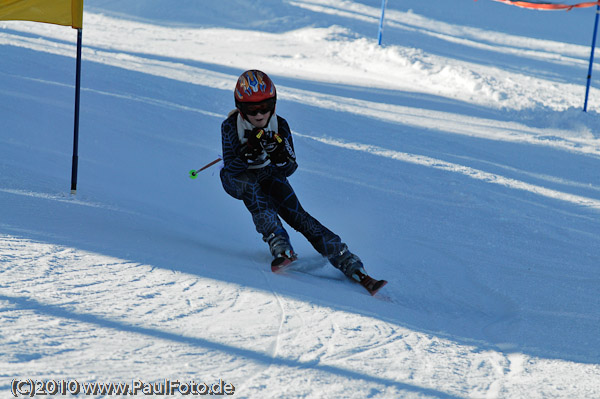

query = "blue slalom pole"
[
  {"left": 377, "top": 0, "right": 387, "bottom": 45},
  {"left": 71, "top": 28, "right": 82, "bottom": 194},
  {"left": 583, "top": 4, "right": 600, "bottom": 112}
]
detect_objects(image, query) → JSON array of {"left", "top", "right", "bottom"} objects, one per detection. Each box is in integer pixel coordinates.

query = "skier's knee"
[{"left": 220, "top": 170, "right": 253, "bottom": 200}]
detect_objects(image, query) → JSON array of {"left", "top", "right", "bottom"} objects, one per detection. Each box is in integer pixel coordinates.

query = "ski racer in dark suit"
[{"left": 220, "top": 69, "right": 367, "bottom": 282}]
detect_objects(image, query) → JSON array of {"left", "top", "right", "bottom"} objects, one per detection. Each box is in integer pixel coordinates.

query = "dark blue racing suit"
[{"left": 219, "top": 111, "right": 346, "bottom": 260}]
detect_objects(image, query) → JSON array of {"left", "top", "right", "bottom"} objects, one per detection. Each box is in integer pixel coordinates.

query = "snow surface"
[{"left": 1, "top": 0, "right": 600, "bottom": 398}]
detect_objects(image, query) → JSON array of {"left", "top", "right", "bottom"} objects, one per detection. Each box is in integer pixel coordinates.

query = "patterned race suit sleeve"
[
  {"left": 274, "top": 116, "right": 298, "bottom": 177},
  {"left": 221, "top": 112, "right": 248, "bottom": 176}
]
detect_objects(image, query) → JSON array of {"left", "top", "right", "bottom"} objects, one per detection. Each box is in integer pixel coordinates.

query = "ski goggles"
[{"left": 241, "top": 98, "right": 275, "bottom": 116}]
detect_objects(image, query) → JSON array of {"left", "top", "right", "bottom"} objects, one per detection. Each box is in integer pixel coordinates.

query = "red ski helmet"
[{"left": 234, "top": 70, "right": 277, "bottom": 107}]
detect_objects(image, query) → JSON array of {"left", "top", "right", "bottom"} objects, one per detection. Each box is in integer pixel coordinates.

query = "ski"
[
  {"left": 271, "top": 256, "right": 388, "bottom": 296},
  {"left": 358, "top": 274, "right": 388, "bottom": 296},
  {"left": 271, "top": 255, "right": 297, "bottom": 272}
]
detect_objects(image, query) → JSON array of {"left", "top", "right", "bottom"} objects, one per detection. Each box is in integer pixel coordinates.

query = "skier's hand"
[
  {"left": 240, "top": 128, "right": 264, "bottom": 164},
  {"left": 248, "top": 128, "right": 263, "bottom": 149},
  {"left": 261, "top": 132, "right": 290, "bottom": 165},
  {"left": 240, "top": 143, "right": 263, "bottom": 164},
  {"left": 267, "top": 142, "right": 288, "bottom": 164}
]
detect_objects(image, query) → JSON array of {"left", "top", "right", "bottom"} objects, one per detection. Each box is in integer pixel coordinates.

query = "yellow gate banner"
[{"left": 0, "top": 0, "right": 83, "bottom": 29}]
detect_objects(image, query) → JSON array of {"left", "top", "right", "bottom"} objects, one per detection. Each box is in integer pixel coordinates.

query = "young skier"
[{"left": 219, "top": 69, "right": 386, "bottom": 293}]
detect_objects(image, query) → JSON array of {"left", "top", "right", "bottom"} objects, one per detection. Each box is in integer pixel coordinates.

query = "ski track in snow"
[
  {"left": 0, "top": 235, "right": 459, "bottom": 397},
  {"left": 2, "top": 233, "right": 599, "bottom": 398}
]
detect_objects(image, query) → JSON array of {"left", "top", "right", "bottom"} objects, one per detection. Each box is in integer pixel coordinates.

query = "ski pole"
[{"left": 189, "top": 157, "right": 222, "bottom": 179}]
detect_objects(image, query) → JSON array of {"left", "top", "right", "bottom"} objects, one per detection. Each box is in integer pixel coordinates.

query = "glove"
[
  {"left": 240, "top": 128, "right": 264, "bottom": 164},
  {"left": 261, "top": 132, "right": 290, "bottom": 164},
  {"left": 240, "top": 143, "right": 262, "bottom": 164}
]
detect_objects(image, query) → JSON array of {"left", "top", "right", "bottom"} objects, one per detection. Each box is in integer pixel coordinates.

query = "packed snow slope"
[{"left": 1, "top": 0, "right": 600, "bottom": 398}]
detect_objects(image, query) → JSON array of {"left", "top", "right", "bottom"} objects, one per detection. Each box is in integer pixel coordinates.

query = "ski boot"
[
  {"left": 266, "top": 230, "right": 297, "bottom": 271},
  {"left": 330, "top": 245, "right": 387, "bottom": 296}
]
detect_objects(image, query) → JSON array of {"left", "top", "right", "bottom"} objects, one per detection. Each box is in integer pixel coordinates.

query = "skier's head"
[{"left": 234, "top": 70, "right": 276, "bottom": 126}]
